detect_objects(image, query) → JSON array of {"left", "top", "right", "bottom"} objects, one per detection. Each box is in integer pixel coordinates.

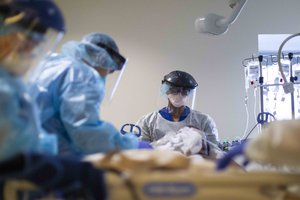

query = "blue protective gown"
[
  {"left": 0, "top": 67, "right": 39, "bottom": 161},
  {"left": 29, "top": 42, "right": 138, "bottom": 156}
]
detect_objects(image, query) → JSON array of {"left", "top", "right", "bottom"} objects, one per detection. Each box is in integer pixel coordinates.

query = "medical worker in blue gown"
[
  {"left": 29, "top": 32, "right": 150, "bottom": 157},
  {"left": 137, "top": 70, "right": 219, "bottom": 156},
  {"left": 0, "top": 0, "right": 65, "bottom": 160}
]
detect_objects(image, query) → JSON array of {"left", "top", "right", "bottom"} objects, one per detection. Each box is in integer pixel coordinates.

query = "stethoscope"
[{"left": 120, "top": 123, "right": 142, "bottom": 137}]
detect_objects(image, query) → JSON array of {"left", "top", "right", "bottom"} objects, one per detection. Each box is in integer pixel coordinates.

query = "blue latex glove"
[
  {"left": 138, "top": 141, "right": 153, "bottom": 149},
  {"left": 119, "top": 132, "right": 139, "bottom": 150},
  {"left": 216, "top": 141, "right": 249, "bottom": 171}
]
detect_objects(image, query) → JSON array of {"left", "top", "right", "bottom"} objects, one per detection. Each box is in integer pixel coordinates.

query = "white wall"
[{"left": 55, "top": 0, "right": 300, "bottom": 141}]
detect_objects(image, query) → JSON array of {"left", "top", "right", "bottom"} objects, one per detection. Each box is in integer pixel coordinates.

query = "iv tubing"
[{"left": 277, "top": 33, "right": 300, "bottom": 84}]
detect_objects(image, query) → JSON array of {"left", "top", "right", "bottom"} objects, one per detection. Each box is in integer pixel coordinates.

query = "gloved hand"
[
  {"left": 138, "top": 141, "right": 153, "bottom": 149},
  {"left": 216, "top": 141, "right": 249, "bottom": 171}
]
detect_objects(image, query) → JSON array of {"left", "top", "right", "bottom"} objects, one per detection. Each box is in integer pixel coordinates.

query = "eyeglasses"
[
  {"left": 96, "top": 43, "right": 126, "bottom": 70},
  {"left": 167, "top": 87, "right": 191, "bottom": 96}
]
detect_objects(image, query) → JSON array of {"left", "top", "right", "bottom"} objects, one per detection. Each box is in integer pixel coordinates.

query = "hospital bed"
[
  {"left": 86, "top": 149, "right": 300, "bottom": 200},
  {"left": 3, "top": 149, "right": 300, "bottom": 200}
]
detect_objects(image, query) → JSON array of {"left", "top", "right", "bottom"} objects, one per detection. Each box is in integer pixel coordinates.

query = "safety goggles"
[
  {"left": 167, "top": 86, "right": 191, "bottom": 96},
  {"left": 96, "top": 43, "right": 126, "bottom": 71}
]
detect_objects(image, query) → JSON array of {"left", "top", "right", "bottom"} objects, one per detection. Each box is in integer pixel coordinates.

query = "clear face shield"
[
  {"left": 0, "top": 11, "right": 64, "bottom": 77},
  {"left": 87, "top": 42, "right": 128, "bottom": 103},
  {"left": 107, "top": 58, "right": 128, "bottom": 102},
  {"left": 158, "top": 83, "right": 197, "bottom": 112}
]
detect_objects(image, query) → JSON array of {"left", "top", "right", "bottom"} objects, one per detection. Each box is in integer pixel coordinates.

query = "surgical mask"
[
  {"left": 0, "top": 34, "right": 18, "bottom": 60},
  {"left": 168, "top": 93, "right": 188, "bottom": 108},
  {"left": 97, "top": 74, "right": 106, "bottom": 105},
  {"left": 100, "top": 74, "right": 107, "bottom": 83}
]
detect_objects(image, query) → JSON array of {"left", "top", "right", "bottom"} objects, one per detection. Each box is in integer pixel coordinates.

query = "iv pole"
[
  {"left": 288, "top": 52, "right": 295, "bottom": 119},
  {"left": 258, "top": 55, "right": 265, "bottom": 124}
]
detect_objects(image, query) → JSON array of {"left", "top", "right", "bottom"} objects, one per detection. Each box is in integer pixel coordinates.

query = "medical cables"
[
  {"left": 243, "top": 112, "right": 276, "bottom": 140},
  {"left": 241, "top": 92, "right": 249, "bottom": 139}
]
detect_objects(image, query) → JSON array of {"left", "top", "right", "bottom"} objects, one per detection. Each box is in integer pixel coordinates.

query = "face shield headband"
[{"left": 96, "top": 42, "right": 126, "bottom": 71}]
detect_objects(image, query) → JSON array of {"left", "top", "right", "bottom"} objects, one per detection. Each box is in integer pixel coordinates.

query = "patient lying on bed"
[{"left": 150, "top": 126, "right": 222, "bottom": 159}]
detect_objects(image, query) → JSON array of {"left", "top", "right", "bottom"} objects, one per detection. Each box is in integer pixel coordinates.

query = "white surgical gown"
[{"left": 137, "top": 107, "right": 219, "bottom": 145}]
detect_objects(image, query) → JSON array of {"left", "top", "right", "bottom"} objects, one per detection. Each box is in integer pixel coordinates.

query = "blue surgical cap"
[
  {"left": 81, "top": 33, "right": 119, "bottom": 53},
  {"left": 79, "top": 33, "right": 124, "bottom": 70}
]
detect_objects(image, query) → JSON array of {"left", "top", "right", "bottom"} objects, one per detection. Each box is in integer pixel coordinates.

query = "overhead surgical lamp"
[{"left": 195, "top": 0, "right": 247, "bottom": 35}]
